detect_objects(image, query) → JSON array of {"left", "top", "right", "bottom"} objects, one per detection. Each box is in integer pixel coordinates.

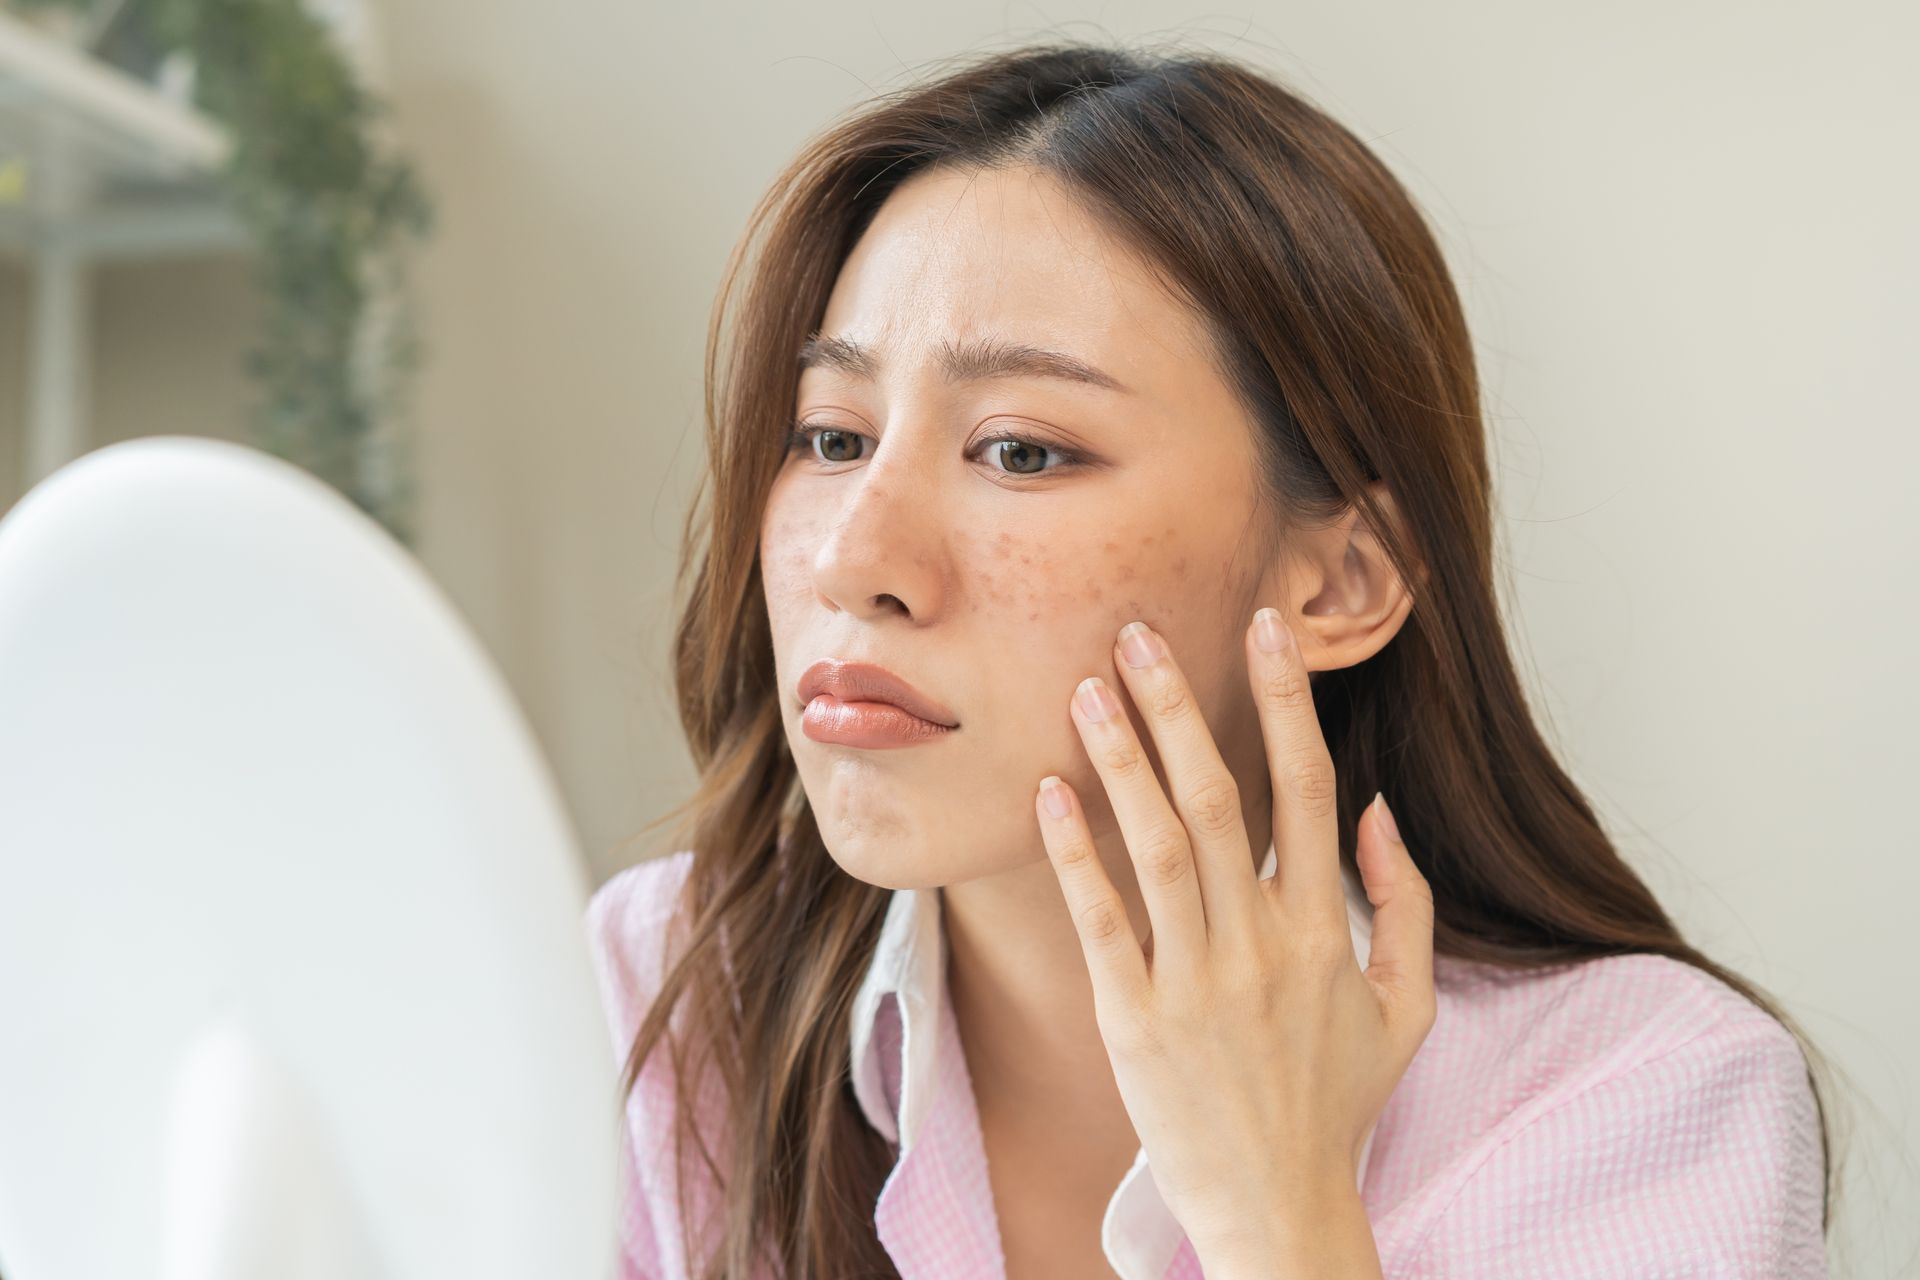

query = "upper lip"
[{"left": 798, "top": 659, "right": 959, "bottom": 728}]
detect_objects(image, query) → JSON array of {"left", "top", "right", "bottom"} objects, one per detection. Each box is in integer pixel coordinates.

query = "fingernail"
[
  {"left": 1373, "top": 790, "right": 1401, "bottom": 843},
  {"left": 1041, "top": 776, "right": 1071, "bottom": 818},
  {"left": 1255, "top": 608, "right": 1289, "bottom": 653},
  {"left": 1076, "top": 676, "right": 1119, "bottom": 721},
  {"left": 1118, "top": 620, "right": 1163, "bottom": 668}
]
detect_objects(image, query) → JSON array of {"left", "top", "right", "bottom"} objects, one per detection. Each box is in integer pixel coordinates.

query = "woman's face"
[{"left": 760, "top": 163, "right": 1289, "bottom": 890}]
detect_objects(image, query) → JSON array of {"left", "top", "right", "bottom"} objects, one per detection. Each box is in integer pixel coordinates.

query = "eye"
[
  {"left": 981, "top": 436, "right": 1064, "bottom": 476},
  {"left": 784, "top": 421, "right": 1085, "bottom": 478},
  {"left": 785, "top": 422, "right": 868, "bottom": 464}
]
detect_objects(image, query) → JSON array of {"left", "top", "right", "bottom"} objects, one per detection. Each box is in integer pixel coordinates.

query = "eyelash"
[{"left": 784, "top": 420, "right": 1087, "bottom": 478}]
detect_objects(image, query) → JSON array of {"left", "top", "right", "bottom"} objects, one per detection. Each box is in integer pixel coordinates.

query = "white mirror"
[{"left": 0, "top": 436, "right": 618, "bottom": 1280}]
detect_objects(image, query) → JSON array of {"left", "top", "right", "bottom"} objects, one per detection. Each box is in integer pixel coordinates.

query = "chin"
[
  {"left": 798, "top": 762, "right": 919, "bottom": 888},
  {"left": 818, "top": 826, "right": 942, "bottom": 891},
  {"left": 795, "top": 750, "right": 1045, "bottom": 890}
]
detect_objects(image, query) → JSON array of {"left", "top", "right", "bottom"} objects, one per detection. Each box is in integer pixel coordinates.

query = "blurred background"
[{"left": 0, "top": 0, "right": 1912, "bottom": 1272}]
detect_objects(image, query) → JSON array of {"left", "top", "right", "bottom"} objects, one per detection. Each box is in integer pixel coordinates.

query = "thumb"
[{"left": 1357, "top": 792, "right": 1436, "bottom": 1013}]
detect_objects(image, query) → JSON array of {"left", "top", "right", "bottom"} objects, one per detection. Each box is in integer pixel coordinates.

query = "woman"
[{"left": 585, "top": 40, "right": 1837, "bottom": 1279}]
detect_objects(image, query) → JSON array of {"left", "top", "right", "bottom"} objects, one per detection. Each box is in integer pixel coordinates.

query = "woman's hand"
[{"left": 1033, "top": 608, "right": 1435, "bottom": 1272}]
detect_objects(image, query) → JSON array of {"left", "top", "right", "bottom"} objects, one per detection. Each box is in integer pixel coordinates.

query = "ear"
[{"left": 1276, "top": 482, "right": 1418, "bottom": 672}]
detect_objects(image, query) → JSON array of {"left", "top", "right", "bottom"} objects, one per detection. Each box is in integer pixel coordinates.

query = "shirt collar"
[{"left": 847, "top": 838, "right": 1378, "bottom": 1154}]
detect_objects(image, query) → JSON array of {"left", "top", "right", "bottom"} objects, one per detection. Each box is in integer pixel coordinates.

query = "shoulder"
[
  {"left": 586, "top": 848, "right": 697, "bottom": 954},
  {"left": 1427, "top": 949, "right": 1806, "bottom": 1114},
  {"left": 1384, "top": 952, "right": 1826, "bottom": 1276},
  {"left": 583, "top": 849, "right": 698, "bottom": 1051},
  {"left": 586, "top": 852, "right": 701, "bottom": 1274},
  {"left": 1466, "top": 949, "right": 1815, "bottom": 1135}
]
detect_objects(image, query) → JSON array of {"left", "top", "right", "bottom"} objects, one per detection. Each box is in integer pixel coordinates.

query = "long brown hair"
[{"left": 616, "top": 38, "right": 1845, "bottom": 1278}]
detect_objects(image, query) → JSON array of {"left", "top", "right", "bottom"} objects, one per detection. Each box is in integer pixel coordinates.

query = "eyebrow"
[{"left": 796, "top": 332, "right": 1131, "bottom": 394}]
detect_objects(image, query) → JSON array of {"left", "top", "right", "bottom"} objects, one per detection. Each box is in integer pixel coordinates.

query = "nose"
[{"left": 809, "top": 436, "right": 948, "bottom": 622}]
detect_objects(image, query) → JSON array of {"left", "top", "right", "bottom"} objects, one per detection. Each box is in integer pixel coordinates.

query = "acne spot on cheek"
[
  {"left": 1064, "top": 534, "right": 1159, "bottom": 624},
  {"left": 964, "top": 532, "right": 1015, "bottom": 616},
  {"left": 974, "top": 524, "right": 1184, "bottom": 634}
]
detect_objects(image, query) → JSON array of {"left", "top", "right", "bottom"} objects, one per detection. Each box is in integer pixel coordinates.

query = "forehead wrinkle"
[{"left": 800, "top": 170, "right": 1141, "bottom": 396}]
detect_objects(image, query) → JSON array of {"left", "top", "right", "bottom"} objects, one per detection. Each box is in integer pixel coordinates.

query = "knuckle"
[
  {"left": 1134, "top": 828, "right": 1193, "bottom": 888},
  {"left": 1096, "top": 736, "right": 1147, "bottom": 779},
  {"left": 1181, "top": 775, "right": 1241, "bottom": 835},
  {"left": 1257, "top": 662, "right": 1312, "bottom": 712},
  {"left": 1052, "top": 833, "right": 1101, "bottom": 874},
  {"left": 1279, "top": 751, "right": 1338, "bottom": 818},
  {"left": 1145, "top": 675, "right": 1192, "bottom": 720},
  {"left": 1077, "top": 900, "right": 1132, "bottom": 946}
]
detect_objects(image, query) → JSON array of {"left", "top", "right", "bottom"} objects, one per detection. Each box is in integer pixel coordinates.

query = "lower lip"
[{"left": 800, "top": 695, "right": 957, "bottom": 748}]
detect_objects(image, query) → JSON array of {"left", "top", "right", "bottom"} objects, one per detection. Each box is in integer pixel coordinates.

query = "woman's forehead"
[{"left": 814, "top": 166, "right": 1212, "bottom": 388}]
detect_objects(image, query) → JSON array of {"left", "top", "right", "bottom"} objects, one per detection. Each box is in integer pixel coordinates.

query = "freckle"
[
  {"left": 1028, "top": 611, "right": 1039, "bottom": 621},
  {"left": 1172, "top": 557, "right": 1187, "bottom": 575}
]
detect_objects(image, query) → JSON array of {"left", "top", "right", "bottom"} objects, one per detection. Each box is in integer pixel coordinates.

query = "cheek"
[
  {"left": 758, "top": 504, "right": 815, "bottom": 604},
  {"left": 971, "top": 524, "right": 1207, "bottom": 631},
  {"left": 980, "top": 523, "right": 1240, "bottom": 781}
]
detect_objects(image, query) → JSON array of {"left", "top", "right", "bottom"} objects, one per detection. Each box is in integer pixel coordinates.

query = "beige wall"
[
  {"left": 0, "top": 255, "right": 259, "bottom": 497},
  {"left": 1, "top": 2, "right": 1910, "bottom": 1267}
]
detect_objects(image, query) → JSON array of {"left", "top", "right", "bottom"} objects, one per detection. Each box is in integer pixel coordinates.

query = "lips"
[{"left": 797, "top": 659, "right": 959, "bottom": 733}]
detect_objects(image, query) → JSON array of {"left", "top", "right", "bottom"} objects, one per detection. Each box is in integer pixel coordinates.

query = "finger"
[
  {"left": 1111, "top": 620, "right": 1260, "bottom": 942},
  {"left": 1247, "top": 607, "right": 1343, "bottom": 927},
  {"left": 1035, "top": 774, "right": 1150, "bottom": 1008},
  {"left": 1358, "top": 791, "right": 1436, "bottom": 1025},
  {"left": 1070, "top": 673, "right": 1208, "bottom": 970}
]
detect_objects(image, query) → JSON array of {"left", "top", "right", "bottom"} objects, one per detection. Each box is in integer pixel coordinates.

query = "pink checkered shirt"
[{"left": 586, "top": 847, "right": 1827, "bottom": 1278}]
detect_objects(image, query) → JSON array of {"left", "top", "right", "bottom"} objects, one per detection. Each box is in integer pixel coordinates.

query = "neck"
[
  {"left": 938, "top": 797, "right": 1276, "bottom": 1140},
  {"left": 942, "top": 855, "right": 1116, "bottom": 1120}
]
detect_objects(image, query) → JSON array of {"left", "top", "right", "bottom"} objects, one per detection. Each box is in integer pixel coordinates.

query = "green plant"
[{"left": 12, "top": 0, "right": 434, "bottom": 545}]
